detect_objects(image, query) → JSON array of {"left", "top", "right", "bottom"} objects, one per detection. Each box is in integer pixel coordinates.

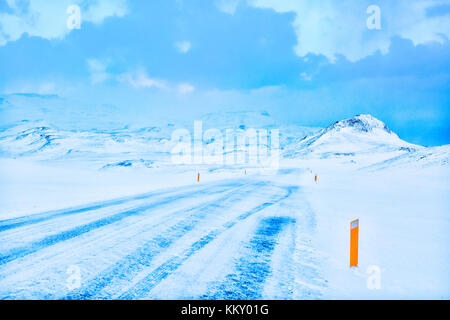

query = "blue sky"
[{"left": 0, "top": 0, "right": 449, "bottom": 146}]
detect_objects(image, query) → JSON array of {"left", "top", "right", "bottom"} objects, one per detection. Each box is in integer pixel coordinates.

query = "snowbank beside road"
[{"left": 303, "top": 162, "right": 449, "bottom": 299}]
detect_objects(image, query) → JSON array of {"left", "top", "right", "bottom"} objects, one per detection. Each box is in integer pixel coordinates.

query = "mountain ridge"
[{"left": 0, "top": 114, "right": 448, "bottom": 170}]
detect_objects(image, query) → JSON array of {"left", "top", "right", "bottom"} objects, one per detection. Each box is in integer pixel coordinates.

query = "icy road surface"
[{"left": 0, "top": 177, "right": 326, "bottom": 300}]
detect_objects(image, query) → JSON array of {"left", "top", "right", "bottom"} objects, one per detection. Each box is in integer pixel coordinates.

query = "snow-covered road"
[{"left": 0, "top": 177, "right": 326, "bottom": 300}]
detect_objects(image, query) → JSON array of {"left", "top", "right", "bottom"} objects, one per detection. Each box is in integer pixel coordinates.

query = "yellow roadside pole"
[{"left": 350, "top": 219, "right": 359, "bottom": 267}]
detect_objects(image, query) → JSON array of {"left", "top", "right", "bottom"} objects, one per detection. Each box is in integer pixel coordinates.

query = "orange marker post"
[
  {"left": 197, "top": 173, "right": 200, "bottom": 183},
  {"left": 315, "top": 175, "right": 318, "bottom": 183},
  {"left": 350, "top": 219, "right": 359, "bottom": 267}
]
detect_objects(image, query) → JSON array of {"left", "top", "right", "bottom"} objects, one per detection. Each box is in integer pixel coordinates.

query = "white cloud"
[
  {"left": 4, "top": 81, "right": 58, "bottom": 95},
  {"left": 118, "top": 69, "right": 167, "bottom": 89},
  {"left": 87, "top": 52, "right": 198, "bottom": 93},
  {"left": 246, "top": 0, "right": 450, "bottom": 62},
  {"left": 87, "top": 62, "right": 196, "bottom": 93},
  {"left": 87, "top": 59, "right": 111, "bottom": 84},
  {"left": 178, "top": 83, "right": 195, "bottom": 94},
  {"left": 119, "top": 70, "right": 195, "bottom": 94},
  {"left": 174, "top": 41, "right": 192, "bottom": 54},
  {"left": 0, "top": 0, "right": 128, "bottom": 46},
  {"left": 300, "top": 72, "right": 312, "bottom": 81},
  {"left": 83, "top": 0, "right": 128, "bottom": 24},
  {"left": 215, "top": 0, "right": 241, "bottom": 14}
]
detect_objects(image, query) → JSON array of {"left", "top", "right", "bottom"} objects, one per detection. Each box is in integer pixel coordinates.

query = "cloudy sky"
[{"left": 0, "top": 0, "right": 449, "bottom": 145}]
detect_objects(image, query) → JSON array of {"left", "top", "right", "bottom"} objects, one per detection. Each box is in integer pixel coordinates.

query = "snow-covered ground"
[{"left": 0, "top": 111, "right": 448, "bottom": 299}]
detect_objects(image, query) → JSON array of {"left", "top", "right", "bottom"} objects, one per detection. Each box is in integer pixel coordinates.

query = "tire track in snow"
[
  {"left": 0, "top": 190, "right": 171, "bottom": 233},
  {"left": 260, "top": 216, "right": 297, "bottom": 299},
  {"left": 291, "top": 200, "right": 327, "bottom": 299},
  {"left": 201, "top": 216, "right": 296, "bottom": 300},
  {"left": 117, "top": 186, "right": 296, "bottom": 300},
  {"left": 0, "top": 183, "right": 245, "bottom": 266},
  {"left": 0, "top": 183, "right": 258, "bottom": 298},
  {"left": 0, "top": 182, "right": 239, "bottom": 233},
  {"left": 64, "top": 182, "right": 265, "bottom": 299},
  {"left": 0, "top": 183, "right": 237, "bottom": 253}
]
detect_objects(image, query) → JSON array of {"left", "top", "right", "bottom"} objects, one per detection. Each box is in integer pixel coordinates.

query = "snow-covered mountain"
[
  {"left": 284, "top": 114, "right": 423, "bottom": 162},
  {"left": 0, "top": 120, "right": 173, "bottom": 163},
  {"left": 365, "top": 144, "right": 450, "bottom": 170},
  {"left": 0, "top": 111, "right": 317, "bottom": 161},
  {"left": 0, "top": 113, "right": 448, "bottom": 170}
]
